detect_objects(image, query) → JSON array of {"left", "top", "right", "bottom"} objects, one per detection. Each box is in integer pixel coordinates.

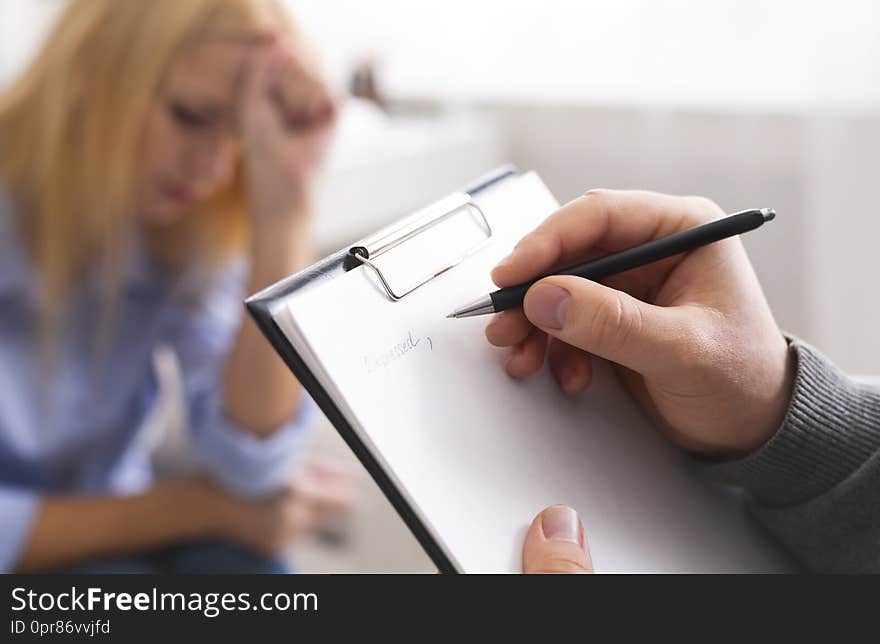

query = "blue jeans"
[{"left": 54, "top": 541, "right": 291, "bottom": 574}]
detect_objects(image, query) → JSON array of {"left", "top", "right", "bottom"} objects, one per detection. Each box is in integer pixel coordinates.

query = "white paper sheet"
[{"left": 278, "top": 173, "right": 794, "bottom": 572}]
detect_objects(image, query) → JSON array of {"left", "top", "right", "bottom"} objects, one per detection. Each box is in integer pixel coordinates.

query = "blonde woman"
[{"left": 0, "top": 0, "right": 352, "bottom": 573}]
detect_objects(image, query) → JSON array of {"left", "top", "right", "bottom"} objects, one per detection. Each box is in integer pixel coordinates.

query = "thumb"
[
  {"left": 523, "top": 275, "right": 687, "bottom": 376},
  {"left": 523, "top": 505, "right": 593, "bottom": 574},
  {"left": 241, "top": 43, "right": 283, "bottom": 137}
]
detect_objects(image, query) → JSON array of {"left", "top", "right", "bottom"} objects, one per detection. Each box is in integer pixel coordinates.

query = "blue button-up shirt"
[{"left": 0, "top": 190, "right": 313, "bottom": 572}]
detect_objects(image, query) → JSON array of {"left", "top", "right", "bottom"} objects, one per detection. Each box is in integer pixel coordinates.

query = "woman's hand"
[
  {"left": 206, "top": 462, "right": 356, "bottom": 556},
  {"left": 225, "top": 36, "right": 337, "bottom": 437},
  {"left": 13, "top": 470, "right": 353, "bottom": 572},
  {"left": 487, "top": 190, "right": 794, "bottom": 456},
  {"left": 239, "top": 35, "right": 337, "bottom": 227}
]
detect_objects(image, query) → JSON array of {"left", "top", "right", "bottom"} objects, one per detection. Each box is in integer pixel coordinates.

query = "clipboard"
[
  {"left": 246, "top": 166, "right": 516, "bottom": 573},
  {"left": 245, "top": 166, "right": 795, "bottom": 573}
]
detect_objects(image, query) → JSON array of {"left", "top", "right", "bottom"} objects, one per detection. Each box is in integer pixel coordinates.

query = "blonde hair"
[{"left": 0, "top": 0, "right": 293, "bottom": 344}]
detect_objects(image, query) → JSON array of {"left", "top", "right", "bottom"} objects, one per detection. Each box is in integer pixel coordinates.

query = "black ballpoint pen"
[{"left": 446, "top": 207, "right": 776, "bottom": 319}]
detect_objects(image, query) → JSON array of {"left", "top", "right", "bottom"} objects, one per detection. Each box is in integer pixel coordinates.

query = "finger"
[
  {"left": 307, "top": 479, "right": 357, "bottom": 512},
  {"left": 292, "top": 466, "right": 357, "bottom": 511},
  {"left": 276, "top": 77, "right": 326, "bottom": 129},
  {"left": 273, "top": 46, "right": 335, "bottom": 129},
  {"left": 522, "top": 505, "right": 593, "bottom": 574},
  {"left": 491, "top": 190, "right": 721, "bottom": 288},
  {"left": 240, "top": 43, "right": 282, "bottom": 134},
  {"left": 485, "top": 308, "right": 533, "bottom": 347},
  {"left": 282, "top": 499, "right": 316, "bottom": 541},
  {"left": 547, "top": 338, "right": 592, "bottom": 395},
  {"left": 504, "top": 328, "right": 548, "bottom": 379},
  {"left": 304, "top": 83, "right": 337, "bottom": 123},
  {"left": 523, "top": 274, "right": 697, "bottom": 377},
  {"left": 301, "top": 458, "right": 359, "bottom": 482}
]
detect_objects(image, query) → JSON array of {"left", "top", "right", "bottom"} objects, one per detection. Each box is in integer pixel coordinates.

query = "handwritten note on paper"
[{"left": 363, "top": 331, "right": 433, "bottom": 374}]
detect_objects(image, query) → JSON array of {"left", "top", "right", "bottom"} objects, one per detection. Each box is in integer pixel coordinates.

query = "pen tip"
[
  {"left": 446, "top": 312, "right": 456, "bottom": 319},
  {"left": 761, "top": 208, "right": 776, "bottom": 222}
]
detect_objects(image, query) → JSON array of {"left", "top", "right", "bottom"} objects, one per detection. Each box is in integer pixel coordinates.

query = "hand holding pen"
[{"left": 477, "top": 189, "right": 794, "bottom": 457}]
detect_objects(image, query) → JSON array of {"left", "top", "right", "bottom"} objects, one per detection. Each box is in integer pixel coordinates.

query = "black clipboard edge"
[{"left": 245, "top": 165, "right": 519, "bottom": 574}]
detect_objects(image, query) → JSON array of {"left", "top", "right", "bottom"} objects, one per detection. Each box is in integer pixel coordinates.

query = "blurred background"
[{"left": 3, "top": 0, "right": 879, "bottom": 572}]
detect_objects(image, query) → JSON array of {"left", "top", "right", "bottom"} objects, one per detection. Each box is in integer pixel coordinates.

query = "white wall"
[
  {"left": 289, "top": 0, "right": 880, "bottom": 112},
  {"left": 803, "top": 117, "right": 880, "bottom": 373},
  {"left": 0, "top": 0, "right": 60, "bottom": 86},
  {"left": 485, "top": 102, "right": 879, "bottom": 373}
]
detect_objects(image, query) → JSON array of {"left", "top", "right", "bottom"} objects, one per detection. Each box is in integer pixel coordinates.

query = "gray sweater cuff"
[{"left": 714, "top": 336, "right": 880, "bottom": 506}]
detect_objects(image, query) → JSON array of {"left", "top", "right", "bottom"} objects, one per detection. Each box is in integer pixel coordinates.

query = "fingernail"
[
  {"left": 541, "top": 505, "right": 582, "bottom": 545},
  {"left": 526, "top": 284, "right": 570, "bottom": 330},
  {"left": 565, "top": 376, "right": 583, "bottom": 395},
  {"left": 484, "top": 313, "right": 503, "bottom": 335},
  {"left": 555, "top": 365, "right": 576, "bottom": 394}
]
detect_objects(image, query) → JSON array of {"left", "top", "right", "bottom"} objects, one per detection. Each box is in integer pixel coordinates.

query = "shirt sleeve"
[
  {"left": 0, "top": 485, "right": 38, "bottom": 573},
  {"left": 709, "top": 335, "right": 880, "bottom": 572},
  {"left": 169, "top": 259, "right": 315, "bottom": 498}
]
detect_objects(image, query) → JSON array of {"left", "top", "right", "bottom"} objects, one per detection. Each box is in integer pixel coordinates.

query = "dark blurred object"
[{"left": 349, "top": 56, "right": 386, "bottom": 110}]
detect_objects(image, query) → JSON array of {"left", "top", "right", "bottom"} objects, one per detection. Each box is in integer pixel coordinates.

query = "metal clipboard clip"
[{"left": 346, "top": 191, "right": 492, "bottom": 301}]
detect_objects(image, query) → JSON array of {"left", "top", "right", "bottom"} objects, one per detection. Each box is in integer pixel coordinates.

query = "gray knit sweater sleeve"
[{"left": 713, "top": 336, "right": 880, "bottom": 573}]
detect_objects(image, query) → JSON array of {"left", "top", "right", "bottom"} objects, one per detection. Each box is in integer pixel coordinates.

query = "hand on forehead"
[
  {"left": 242, "top": 35, "right": 335, "bottom": 130},
  {"left": 162, "top": 38, "right": 258, "bottom": 124}
]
